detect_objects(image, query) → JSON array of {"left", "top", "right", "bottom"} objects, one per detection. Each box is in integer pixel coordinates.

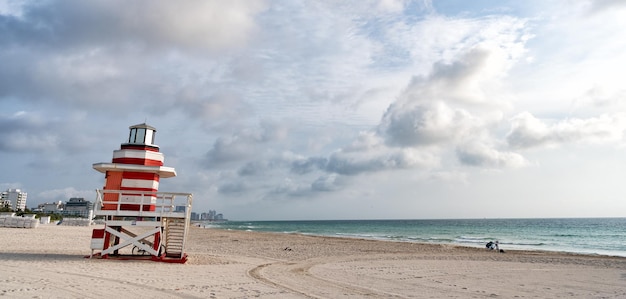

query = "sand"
[{"left": 1, "top": 225, "right": 625, "bottom": 298}]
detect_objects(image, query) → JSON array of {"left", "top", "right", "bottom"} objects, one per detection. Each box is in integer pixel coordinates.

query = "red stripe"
[
  {"left": 112, "top": 157, "right": 163, "bottom": 166},
  {"left": 92, "top": 229, "right": 105, "bottom": 239},
  {"left": 121, "top": 172, "right": 160, "bottom": 181}
]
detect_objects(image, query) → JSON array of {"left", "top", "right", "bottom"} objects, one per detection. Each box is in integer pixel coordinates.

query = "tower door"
[{"left": 102, "top": 171, "right": 123, "bottom": 210}]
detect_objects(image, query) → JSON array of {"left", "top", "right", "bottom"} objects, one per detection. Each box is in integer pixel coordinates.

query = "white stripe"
[
  {"left": 119, "top": 195, "right": 157, "bottom": 204},
  {"left": 113, "top": 150, "right": 164, "bottom": 162},
  {"left": 121, "top": 179, "right": 159, "bottom": 189}
]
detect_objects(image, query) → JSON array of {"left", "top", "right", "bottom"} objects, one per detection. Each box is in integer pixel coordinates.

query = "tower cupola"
[
  {"left": 93, "top": 123, "right": 176, "bottom": 211},
  {"left": 125, "top": 123, "right": 158, "bottom": 149}
]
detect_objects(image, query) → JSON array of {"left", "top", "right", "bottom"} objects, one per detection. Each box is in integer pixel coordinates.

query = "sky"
[{"left": 1, "top": 0, "right": 626, "bottom": 220}]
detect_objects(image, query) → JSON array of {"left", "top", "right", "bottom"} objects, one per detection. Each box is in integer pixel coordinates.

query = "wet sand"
[{"left": 1, "top": 225, "right": 625, "bottom": 298}]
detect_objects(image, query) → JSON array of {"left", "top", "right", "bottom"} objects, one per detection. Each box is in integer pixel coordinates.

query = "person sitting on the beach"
[
  {"left": 486, "top": 241, "right": 495, "bottom": 250},
  {"left": 497, "top": 241, "right": 506, "bottom": 253}
]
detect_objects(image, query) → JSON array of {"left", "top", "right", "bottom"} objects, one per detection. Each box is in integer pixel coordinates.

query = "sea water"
[{"left": 204, "top": 218, "right": 626, "bottom": 257}]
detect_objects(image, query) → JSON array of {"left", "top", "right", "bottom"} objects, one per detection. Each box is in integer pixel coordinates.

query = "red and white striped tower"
[
  {"left": 89, "top": 123, "right": 191, "bottom": 263},
  {"left": 93, "top": 123, "right": 176, "bottom": 211}
]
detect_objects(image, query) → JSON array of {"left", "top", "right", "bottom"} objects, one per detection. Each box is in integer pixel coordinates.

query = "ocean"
[{"left": 203, "top": 218, "right": 626, "bottom": 257}]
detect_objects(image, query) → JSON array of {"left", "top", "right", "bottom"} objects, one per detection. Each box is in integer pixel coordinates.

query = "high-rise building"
[{"left": 0, "top": 189, "right": 27, "bottom": 211}]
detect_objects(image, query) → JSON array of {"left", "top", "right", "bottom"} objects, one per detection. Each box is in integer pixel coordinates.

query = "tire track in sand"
[{"left": 248, "top": 258, "right": 406, "bottom": 298}]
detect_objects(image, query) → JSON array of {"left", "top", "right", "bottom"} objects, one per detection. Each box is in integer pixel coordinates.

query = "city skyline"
[{"left": 9, "top": 193, "right": 224, "bottom": 221}]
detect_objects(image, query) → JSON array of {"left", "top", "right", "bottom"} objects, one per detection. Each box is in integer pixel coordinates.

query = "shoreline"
[
  {"left": 1, "top": 225, "right": 625, "bottom": 298},
  {"left": 201, "top": 224, "right": 626, "bottom": 259},
  {"left": 194, "top": 227, "right": 626, "bottom": 263}
]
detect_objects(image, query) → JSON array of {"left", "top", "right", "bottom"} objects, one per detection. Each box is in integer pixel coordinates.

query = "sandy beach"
[{"left": 1, "top": 225, "right": 625, "bottom": 298}]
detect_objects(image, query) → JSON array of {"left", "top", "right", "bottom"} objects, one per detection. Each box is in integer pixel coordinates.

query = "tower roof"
[{"left": 129, "top": 123, "right": 156, "bottom": 131}]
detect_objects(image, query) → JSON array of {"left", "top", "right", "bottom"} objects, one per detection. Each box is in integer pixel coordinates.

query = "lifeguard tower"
[{"left": 89, "top": 123, "right": 192, "bottom": 263}]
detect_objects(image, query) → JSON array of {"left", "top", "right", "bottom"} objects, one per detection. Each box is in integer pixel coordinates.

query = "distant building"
[
  {"left": 191, "top": 209, "right": 226, "bottom": 222},
  {"left": 199, "top": 210, "right": 219, "bottom": 221},
  {"left": 62, "top": 198, "right": 94, "bottom": 219},
  {"left": 1, "top": 198, "right": 10, "bottom": 209},
  {"left": 0, "top": 189, "right": 27, "bottom": 211},
  {"left": 36, "top": 201, "right": 64, "bottom": 213}
]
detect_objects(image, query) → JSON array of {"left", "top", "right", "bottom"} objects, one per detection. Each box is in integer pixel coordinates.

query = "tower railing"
[{"left": 94, "top": 189, "right": 193, "bottom": 219}]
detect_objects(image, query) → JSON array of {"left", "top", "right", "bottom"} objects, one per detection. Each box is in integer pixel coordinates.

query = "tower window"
[
  {"left": 128, "top": 128, "right": 147, "bottom": 144},
  {"left": 129, "top": 129, "right": 136, "bottom": 143},
  {"left": 135, "top": 128, "right": 146, "bottom": 143}
]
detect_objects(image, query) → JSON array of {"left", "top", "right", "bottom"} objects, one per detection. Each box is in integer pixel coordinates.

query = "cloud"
[
  {"left": 456, "top": 141, "right": 527, "bottom": 168},
  {"left": 1, "top": 0, "right": 265, "bottom": 52},
  {"left": 288, "top": 130, "right": 439, "bottom": 177},
  {"left": 405, "top": 48, "right": 494, "bottom": 104},
  {"left": 217, "top": 180, "right": 249, "bottom": 195},
  {"left": 207, "top": 13, "right": 535, "bottom": 202},
  {"left": 238, "top": 161, "right": 270, "bottom": 176},
  {"left": 379, "top": 100, "right": 479, "bottom": 147},
  {"left": 36, "top": 187, "right": 93, "bottom": 203},
  {"left": 0, "top": 109, "right": 106, "bottom": 154},
  {"left": 506, "top": 112, "right": 626, "bottom": 149},
  {"left": 376, "top": 41, "right": 521, "bottom": 149},
  {"left": 0, "top": 111, "right": 63, "bottom": 153},
  {"left": 310, "top": 174, "right": 344, "bottom": 192},
  {"left": 223, "top": 7, "right": 531, "bottom": 204},
  {"left": 266, "top": 178, "right": 312, "bottom": 198},
  {"left": 175, "top": 88, "right": 252, "bottom": 122},
  {"left": 206, "top": 135, "right": 258, "bottom": 165},
  {"left": 0, "top": 0, "right": 266, "bottom": 123},
  {"left": 586, "top": 0, "right": 626, "bottom": 14},
  {"left": 205, "top": 121, "right": 289, "bottom": 165},
  {"left": 325, "top": 146, "right": 438, "bottom": 175},
  {"left": 428, "top": 171, "right": 468, "bottom": 184},
  {"left": 571, "top": 86, "right": 626, "bottom": 113},
  {"left": 290, "top": 157, "right": 328, "bottom": 175},
  {"left": 374, "top": 45, "right": 521, "bottom": 170}
]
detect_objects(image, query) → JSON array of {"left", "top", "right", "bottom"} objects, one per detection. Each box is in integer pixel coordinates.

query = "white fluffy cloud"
[
  {"left": 507, "top": 112, "right": 626, "bottom": 149},
  {"left": 379, "top": 100, "right": 479, "bottom": 147},
  {"left": 456, "top": 141, "right": 527, "bottom": 168}
]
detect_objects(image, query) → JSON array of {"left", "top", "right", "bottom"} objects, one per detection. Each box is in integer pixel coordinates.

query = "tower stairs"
[{"left": 164, "top": 217, "right": 188, "bottom": 259}]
